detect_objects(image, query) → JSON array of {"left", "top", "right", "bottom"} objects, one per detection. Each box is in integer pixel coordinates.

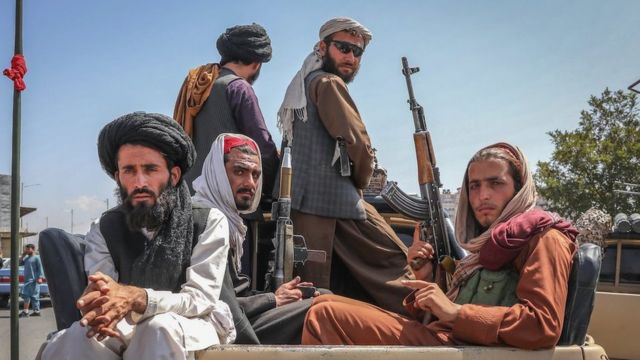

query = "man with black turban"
[
  {"left": 174, "top": 23, "right": 278, "bottom": 199},
  {"left": 39, "top": 112, "right": 236, "bottom": 359}
]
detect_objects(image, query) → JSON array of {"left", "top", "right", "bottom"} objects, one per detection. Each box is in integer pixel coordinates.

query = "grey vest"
[
  {"left": 290, "top": 70, "right": 366, "bottom": 220},
  {"left": 183, "top": 68, "right": 241, "bottom": 192}
]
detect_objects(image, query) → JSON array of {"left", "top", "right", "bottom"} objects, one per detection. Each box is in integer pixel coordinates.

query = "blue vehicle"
[{"left": 0, "top": 258, "right": 49, "bottom": 308}]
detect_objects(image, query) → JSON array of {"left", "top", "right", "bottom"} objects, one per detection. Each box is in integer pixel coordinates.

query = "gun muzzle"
[{"left": 279, "top": 147, "right": 292, "bottom": 198}]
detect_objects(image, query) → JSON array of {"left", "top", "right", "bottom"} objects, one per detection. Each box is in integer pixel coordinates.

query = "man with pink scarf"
[{"left": 302, "top": 142, "right": 578, "bottom": 349}]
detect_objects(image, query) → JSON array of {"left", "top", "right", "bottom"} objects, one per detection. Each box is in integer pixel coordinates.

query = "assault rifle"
[
  {"left": 381, "top": 57, "right": 466, "bottom": 290},
  {"left": 266, "top": 147, "right": 326, "bottom": 291}
]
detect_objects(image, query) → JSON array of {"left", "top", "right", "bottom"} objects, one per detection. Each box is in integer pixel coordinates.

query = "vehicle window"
[{"left": 600, "top": 244, "right": 640, "bottom": 285}]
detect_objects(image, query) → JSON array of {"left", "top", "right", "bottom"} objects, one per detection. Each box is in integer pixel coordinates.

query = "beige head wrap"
[
  {"left": 448, "top": 142, "right": 537, "bottom": 299},
  {"left": 277, "top": 17, "right": 372, "bottom": 143}
]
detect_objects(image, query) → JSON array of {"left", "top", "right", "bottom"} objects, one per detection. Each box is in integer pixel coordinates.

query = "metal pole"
[{"left": 9, "top": 1, "right": 23, "bottom": 358}]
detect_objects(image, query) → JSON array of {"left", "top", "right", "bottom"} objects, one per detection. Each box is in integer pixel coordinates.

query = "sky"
[{"left": 0, "top": 0, "right": 638, "bottom": 236}]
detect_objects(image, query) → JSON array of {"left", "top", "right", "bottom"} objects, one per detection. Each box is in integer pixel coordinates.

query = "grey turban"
[
  {"left": 98, "top": 112, "right": 195, "bottom": 180},
  {"left": 319, "top": 17, "right": 372, "bottom": 46},
  {"left": 216, "top": 23, "right": 272, "bottom": 63}
]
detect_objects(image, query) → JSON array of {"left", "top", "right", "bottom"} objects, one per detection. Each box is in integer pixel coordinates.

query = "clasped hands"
[{"left": 76, "top": 272, "right": 147, "bottom": 341}]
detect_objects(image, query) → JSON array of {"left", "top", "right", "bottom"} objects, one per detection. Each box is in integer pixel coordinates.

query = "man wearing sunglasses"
[{"left": 277, "top": 17, "right": 412, "bottom": 316}]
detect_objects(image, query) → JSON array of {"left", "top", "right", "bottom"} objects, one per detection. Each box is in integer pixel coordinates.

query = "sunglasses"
[{"left": 329, "top": 40, "right": 364, "bottom": 57}]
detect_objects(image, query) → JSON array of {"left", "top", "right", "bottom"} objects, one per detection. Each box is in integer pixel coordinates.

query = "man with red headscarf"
[
  {"left": 302, "top": 142, "right": 578, "bottom": 349},
  {"left": 192, "top": 133, "right": 323, "bottom": 345}
]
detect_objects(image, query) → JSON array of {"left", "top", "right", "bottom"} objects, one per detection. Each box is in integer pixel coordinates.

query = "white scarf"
[
  {"left": 192, "top": 133, "right": 263, "bottom": 270},
  {"left": 277, "top": 17, "right": 372, "bottom": 142}
]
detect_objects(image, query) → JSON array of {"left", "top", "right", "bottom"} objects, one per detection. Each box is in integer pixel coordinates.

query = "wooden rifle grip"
[{"left": 414, "top": 132, "right": 434, "bottom": 185}]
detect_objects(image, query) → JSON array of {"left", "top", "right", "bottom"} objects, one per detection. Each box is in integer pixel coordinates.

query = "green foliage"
[{"left": 534, "top": 88, "right": 640, "bottom": 219}]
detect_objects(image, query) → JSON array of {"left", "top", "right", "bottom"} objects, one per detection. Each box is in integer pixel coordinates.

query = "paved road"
[{"left": 0, "top": 301, "right": 56, "bottom": 360}]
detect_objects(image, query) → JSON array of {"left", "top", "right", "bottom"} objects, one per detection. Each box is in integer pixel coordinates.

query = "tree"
[{"left": 535, "top": 88, "right": 640, "bottom": 219}]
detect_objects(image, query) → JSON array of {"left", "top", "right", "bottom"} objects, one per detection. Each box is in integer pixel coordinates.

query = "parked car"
[{"left": 0, "top": 258, "right": 49, "bottom": 308}]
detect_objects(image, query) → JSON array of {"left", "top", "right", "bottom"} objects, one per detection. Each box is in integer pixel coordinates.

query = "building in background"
[
  {"left": 0, "top": 174, "right": 37, "bottom": 254},
  {"left": 441, "top": 188, "right": 461, "bottom": 221}
]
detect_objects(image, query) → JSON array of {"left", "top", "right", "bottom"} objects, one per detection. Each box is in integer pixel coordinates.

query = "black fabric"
[
  {"left": 38, "top": 228, "right": 86, "bottom": 331},
  {"left": 250, "top": 296, "right": 318, "bottom": 345},
  {"left": 216, "top": 23, "right": 272, "bottom": 63},
  {"left": 219, "top": 246, "right": 321, "bottom": 344},
  {"left": 100, "top": 208, "right": 147, "bottom": 286},
  {"left": 219, "top": 268, "right": 260, "bottom": 344},
  {"left": 97, "top": 111, "right": 195, "bottom": 181},
  {"left": 129, "top": 183, "right": 194, "bottom": 291},
  {"left": 100, "top": 198, "right": 199, "bottom": 292},
  {"left": 558, "top": 242, "right": 602, "bottom": 345}
]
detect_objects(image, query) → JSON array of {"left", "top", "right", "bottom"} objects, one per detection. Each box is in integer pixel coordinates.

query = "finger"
[
  {"left": 79, "top": 295, "right": 110, "bottom": 315},
  {"left": 76, "top": 291, "right": 104, "bottom": 309},
  {"left": 87, "top": 276, "right": 110, "bottom": 295},
  {"left": 88, "top": 272, "right": 111, "bottom": 285},
  {"left": 297, "top": 282, "right": 314, "bottom": 287},
  {"left": 411, "top": 223, "right": 422, "bottom": 245},
  {"left": 98, "top": 324, "right": 120, "bottom": 341},
  {"left": 88, "top": 313, "right": 111, "bottom": 329},
  {"left": 313, "top": 291, "right": 320, "bottom": 297},
  {"left": 96, "top": 280, "right": 109, "bottom": 294},
  {"left": 80, "top": 301, "right": 108, "bottom": 327},
  {"left": 284, "top": 276, "right": 301, "bottom": 288},
  {"left": 95, "top": 307, "right": 127, "bottom": 327},
  {"left": 401, "top": 280, "right": 431, "bottom": 289}
]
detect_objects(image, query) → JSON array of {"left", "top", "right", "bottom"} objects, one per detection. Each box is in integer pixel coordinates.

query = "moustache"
[
  {"left": 127, "top": 188, "right": 157, "bottom": 203},
  {"left": 475, "top": 202, "right": 497, "bottom": 211},
  {"left": 236, "top": 187, "right": 255, "bottom": 196}
]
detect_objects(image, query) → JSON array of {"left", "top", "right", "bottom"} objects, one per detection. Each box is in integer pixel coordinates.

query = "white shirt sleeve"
[
  {"left": 84, "top": 219, "right": 119, "bottom": 281},
  {"left": 139, "top": 208, "right": 232, "bottom": 320}
]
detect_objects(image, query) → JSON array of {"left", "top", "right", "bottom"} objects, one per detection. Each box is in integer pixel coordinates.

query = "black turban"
[
  {"left": 216, "top": 23, "right": 272, "bottom": 63},
  {"left": 98, "top": 112, "right": 195, "bottom": 180}
]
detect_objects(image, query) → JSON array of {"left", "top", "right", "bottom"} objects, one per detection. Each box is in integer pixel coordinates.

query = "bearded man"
[
  {"left": 302, "top": 143, "right": 578, "bottom": 350},
  {"left": 277, "top": 17, "right": 411, "bottom": 315},
  {"left": 192, "top": 133, "right": 323, "bottom": 344},
  {"left": 39, "top": 112, "right": 235, "bottom": 360}
]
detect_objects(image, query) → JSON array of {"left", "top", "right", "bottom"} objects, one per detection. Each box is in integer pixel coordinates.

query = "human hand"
[
  {"left": 76, "top": 272, "right": 147, "bottom": 340},
  {"left": 401, "top": 280, "right": 461, "bottom": 323},
  {"left": 275, "top": 276, "right": 315, "bottom": 306},
  {"left": 407, "top": 224, "right": 434, "bottom": 280},
  {"left": 36, "top": 278, "right": 43, "bottom": 284}
]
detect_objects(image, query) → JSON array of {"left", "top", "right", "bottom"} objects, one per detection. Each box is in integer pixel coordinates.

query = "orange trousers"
[{"left": 302, "top": 294, "right": 455, "bottom": 346}]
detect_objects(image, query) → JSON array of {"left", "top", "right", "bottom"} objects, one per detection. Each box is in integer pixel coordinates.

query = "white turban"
[
  {"left": 192, "top": 133, "right": 262, "bottom": 270},
  {"left": 277, "top": 17, "right": 372, "bottom": 143}
]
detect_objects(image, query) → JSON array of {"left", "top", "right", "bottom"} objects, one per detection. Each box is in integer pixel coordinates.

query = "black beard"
[
  {"left": 322, "top": 51, "right": 358, "bottom": 83},
  {"left": 117, "top": 181, "right": 177, "bottom": 232},
  {"left": 248, "top": 66, "right": 261, "bottom": 84},
  {"left": 235, "top": 186, "right": 254, "bottom": 211}
]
